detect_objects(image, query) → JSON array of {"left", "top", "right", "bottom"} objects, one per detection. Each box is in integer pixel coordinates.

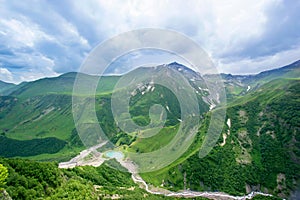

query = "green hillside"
[
  {"left": 0, "top": 81, "right": 15, "bottom": 96},
  {"left": 0, "top": 73, "right": 122, "bottom": 161},
  {"left": 141, "top": 78, "right": 300, "bottom": 199},
  {"left": 1, "top": 158, "right": 206, "bottom": 200},
  {"left": 0, "top": 61, "right": 299, "bottom": 199},
  {"left": 0, "top": 64, "right": 210, "bottom": 161},
  {"left": 10, "top": 73, "right": 120, "bottom": 98},
  {"left": 219, "top": 60, "right": 300, "bottom": 100}
]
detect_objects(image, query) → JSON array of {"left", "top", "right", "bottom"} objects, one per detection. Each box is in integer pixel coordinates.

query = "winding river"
[{"left": 59, "top": 143, "right": 276, "bottom": 200}]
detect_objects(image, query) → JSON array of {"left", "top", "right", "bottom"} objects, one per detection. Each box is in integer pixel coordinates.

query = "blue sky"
[{"left": 0, "top": 0, "right": 300, "bottom": 83}]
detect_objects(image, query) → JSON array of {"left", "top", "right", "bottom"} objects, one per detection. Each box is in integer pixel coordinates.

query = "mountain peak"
[
  {"left": 164, "top": 62, "right": 201, "bottom": 78},
  {"left": 167, "top": 61, "right": 185, "bottom": 67}
]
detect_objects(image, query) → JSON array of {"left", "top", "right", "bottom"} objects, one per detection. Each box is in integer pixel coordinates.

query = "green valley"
[{"left": 0, "top": 61, "right": 299, "bottom": 199}]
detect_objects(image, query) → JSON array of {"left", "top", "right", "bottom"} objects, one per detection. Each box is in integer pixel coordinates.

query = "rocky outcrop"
[{"left": 0, "top": 190, "right": 12, "bottom": 200}]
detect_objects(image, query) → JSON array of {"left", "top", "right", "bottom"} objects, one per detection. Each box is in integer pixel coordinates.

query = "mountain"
[
  {"left": 0, "top": 73, "right": 122, "bottom": 161},
  {"left": 137, "top": 62, "right": 299, "bottom": 199},
  {"left": 248, "top": 59, "right": 300, "bottom": 83},
  {"left": 0, "top": 81, "right": 15, "bottom": 96},
  {"left": 0, "top": 63, "right": 211, "bottom": 161},
  {"left": 141, "top": 77, "right": 300, "bottom": 198},
  {"left": 167, "top": 62, "right": 202, "bottom": 80},
  {"left": 9, "top": 72, "right": 120, "bottom": 98},
  {"left": 0, "top": 61, "right": 299, "bottom": 199},
  {"left": 218, "top": 60, "right": 300, "bottom": 100}
]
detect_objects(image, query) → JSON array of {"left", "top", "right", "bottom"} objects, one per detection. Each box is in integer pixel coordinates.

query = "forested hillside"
[
  {"left": 141, "top": 78, "right": 300, "bottom": 199},
  {"left": 0, "top": 62, "right": 299, "bottom": 199},
  {"left": 0, "top": 158, "right": 209, "bottom": 200}
]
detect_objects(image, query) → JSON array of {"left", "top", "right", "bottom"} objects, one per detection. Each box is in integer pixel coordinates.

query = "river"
[{"left": 59, "top": 144, "right": 277, "bottom": 200}]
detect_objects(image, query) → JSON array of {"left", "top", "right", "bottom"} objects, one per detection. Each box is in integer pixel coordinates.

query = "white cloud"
[
  {"left": 0, "top": 67, "right": 13, "bottom": 82},
  {"left": 217, "top": 45, "right": 300, "bottom": 74},
  {"left": 17, "top": 70, "right": 59, "bottom": 83},
  {"left": 0, "top": 17, "right": 54, "bottom": 48},
  {"left": 0, "top": 2, "right": 91, "bottom": 82},
  {"left": 71, "top": 0, "right": 290, "bottom": 73},
  {"left": 0, "top": 0, "right": 299, "bottom": 83},
  {"left": 0, "top": 52, "right": 59, "bottom": 83}
]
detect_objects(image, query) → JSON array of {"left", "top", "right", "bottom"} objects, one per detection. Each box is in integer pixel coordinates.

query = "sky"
[{"left": 0, "top": 0, "right": 300, "bottom": 83}]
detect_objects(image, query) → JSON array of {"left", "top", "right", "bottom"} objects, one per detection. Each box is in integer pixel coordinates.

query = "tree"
[{"left": 0, "top": 164, "right": 8, "bottom": 189}]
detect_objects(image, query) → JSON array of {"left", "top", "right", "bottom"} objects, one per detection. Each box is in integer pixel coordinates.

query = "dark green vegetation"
[
  {"left": 0, "top": 64, "right": 209, "bottom": 160},
  {"left": 0, "top": 61, "right": 299, "bottom": 199},
  {"left": 0, "top": 74, "right": 121, "bottom": 161},
  {"left": 0, "top": 136, "right": 66, "bottom": 157},
  {"left": 0, "top": 163, "right": 8, "bottom": 189},
  {"left": 252, "top": 196, "right": 281, "bottom": 200},
  {"left": 0, "top": 158, "right": 207, "bottom": 200},
  {"left": 0, "top": 94, "right": 81, "bottom": 161},
  {"left": 141, "top": 77, "right": 300, "bottom": 199}
]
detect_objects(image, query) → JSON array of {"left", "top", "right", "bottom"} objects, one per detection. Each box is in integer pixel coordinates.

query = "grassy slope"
[
  {"left": 127, "top": 125, "right": 179, "bottom": 153},
  {"left": 222, "top": 60, "right": 300, "bottom": 101},
  {"left": 0, "top": 64, "right": 299, "bottom": 198},
  {"left": 0, "top": 74, "right": 120, "bottom": 161},
  {"left": 10, "top": 73, "right": 120, "bottom": 98},
  {"left": 140, "top": 78, "right": 300, "bottom": 199},
  {"left": 0, "top": 71, "right": 204, "bottom": 161},
  {"left": 0, "top": 81, "right": 15, "bottom": 95}
]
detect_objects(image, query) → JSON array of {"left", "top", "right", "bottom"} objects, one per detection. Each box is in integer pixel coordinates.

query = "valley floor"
[
  {"left": 58, "top": 141, "right": 108, "bottom": 168},
  {"left": 58, "top": 144, "right": 276, "bottom": 200}
]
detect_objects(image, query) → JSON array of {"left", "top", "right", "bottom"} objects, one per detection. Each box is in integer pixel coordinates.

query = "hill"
[
  {"left": 1, "top": 157, "right": 203, "bottom": 200},
  {"left": 9, "top": 73, "right": 120, "bottom": 98},
  {"left": 141, "top": 77, "right": 300, "bottom": 199},
  {"left": 0, "top": 62, "right": 212, "bottom": 161},
  {"left": 0, "top": 61, "right": 299, "bottom": 199},
  {"left": 0, "top": 81, "right": 15, "bottom": 96},
  {"left": 0, "top": 73, "right": 121, "bottom": 161},
  {"left": 219, "top": 60, "right": 300, "bottom": 100}
]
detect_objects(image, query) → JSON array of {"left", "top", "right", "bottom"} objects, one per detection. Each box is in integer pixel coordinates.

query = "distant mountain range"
[
  {"left": 0, "top": 80, "right": 15, "bottom": 95},
  {"left": 221, "top": 60, "right": 300, "bottom": 98},
  {"left": 1, "top": 60, "right": 299, "bottom": 98},
  {"left": 0, "top": 60, "right": 299, "bottom": 199}
]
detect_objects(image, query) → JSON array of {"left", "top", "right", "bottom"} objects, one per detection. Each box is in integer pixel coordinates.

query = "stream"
[{"left": 59, "top": 144, "right": 276, "bottom": 200}]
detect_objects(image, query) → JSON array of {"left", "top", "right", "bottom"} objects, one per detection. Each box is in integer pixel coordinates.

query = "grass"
[
  {"left": 1, "top": 94, "right": 74, "bottom": 141},
  {"left": 24, "top": 145, "right": 85, "bottom": 162},
  {"left": 127, "top": 125, "right": 179, "bottom": 153},
  {"left": 10, "top": 73, "right": 120, "bottom": 98},
  {"left": 139, "top": 78, "right": 300, "bottom": 198}
]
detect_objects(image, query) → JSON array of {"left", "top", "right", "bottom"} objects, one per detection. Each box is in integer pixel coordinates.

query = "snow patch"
[
  {"left": 146, "top": 85, "right": 152, "bottom": 92},
  {"left": 227, "top": 118, "right": 231, "bottom": 128},
  {"left": 209, "top": 104, "right": 216, "bottom": 110},
  {"left": 166, "top": 105, "right": 170, "bottom": 112},
  {"left": 247, "top": 85, "right": 251, "bottom": 92}
]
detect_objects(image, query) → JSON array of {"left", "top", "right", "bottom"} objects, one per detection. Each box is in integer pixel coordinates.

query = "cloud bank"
[{"left": 0, "top": 0, "right": 299, "bottom": 83}]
